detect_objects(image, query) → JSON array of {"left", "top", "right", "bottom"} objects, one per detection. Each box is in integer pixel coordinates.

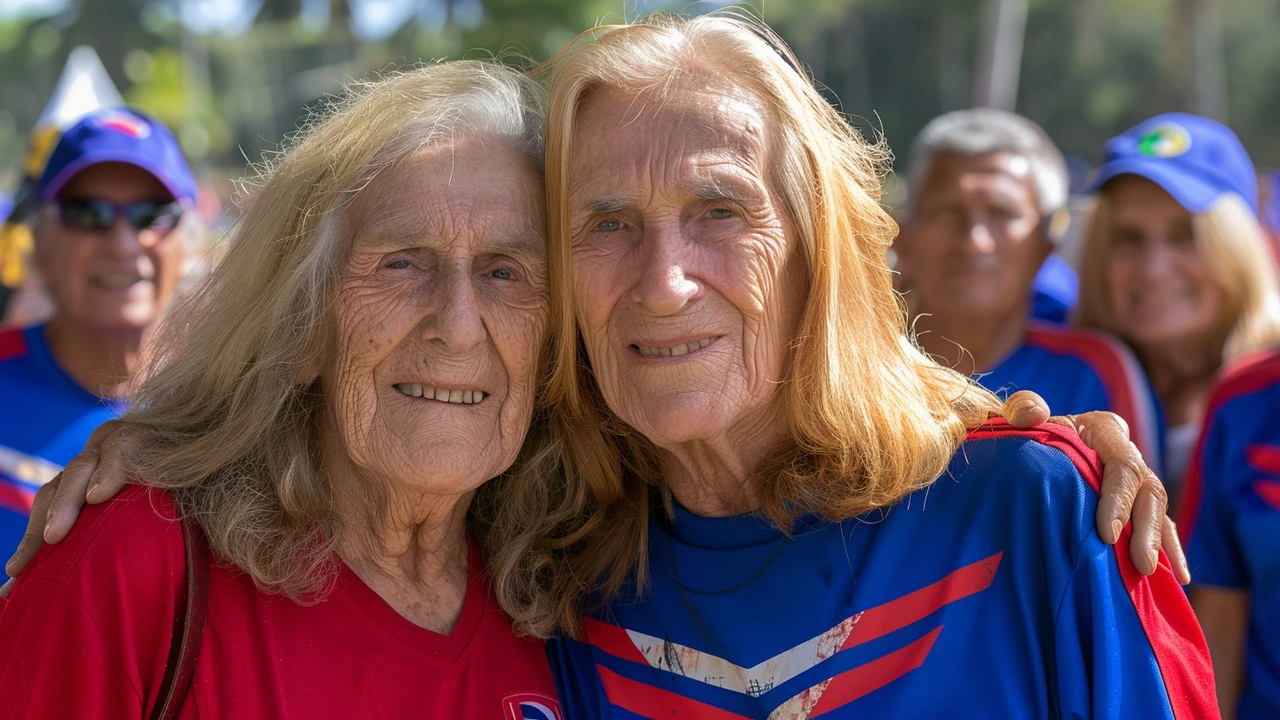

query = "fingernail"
[
  {"left": 87, "top": 484, "right": 101, "bottom": 502},
  {"left": 1111, "top": 520, "right": 1123, "bottom": 540},
  {"left": 1013, "top": 398, "right": 1037, "bottom": 413}
]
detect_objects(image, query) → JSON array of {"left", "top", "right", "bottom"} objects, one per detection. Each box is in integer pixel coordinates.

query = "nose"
[
  {"left": 430, "top": 264, "right": 487, "bottom": 351},
  {"left": 629, "top": 221, "right": 700, "bottom": 315},
  {"left": 101, "top": 216, "right": 144, "bottom": 256},
  {"left": 962, "top": 220, "right": 997, "bottom": 254}
]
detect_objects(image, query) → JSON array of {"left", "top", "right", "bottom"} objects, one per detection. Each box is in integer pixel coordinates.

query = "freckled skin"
[
  {"left": 1103, "top": 176, "right": 1223, "bottom": 349},
  {"left": 323, "top": 137, "right": 549, "bottom": 499},
  {"left": 569, "top": 85, "right": 808, "bottom": 457}
]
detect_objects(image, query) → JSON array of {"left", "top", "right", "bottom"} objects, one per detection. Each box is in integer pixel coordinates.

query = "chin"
[{"left": 624, "top": 396, "right": 733, "bottom": 448}]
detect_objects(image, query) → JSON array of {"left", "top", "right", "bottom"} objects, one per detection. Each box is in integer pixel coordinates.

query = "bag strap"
[{"left": 150, "top": 514, "right": 209, "bottom": 720}]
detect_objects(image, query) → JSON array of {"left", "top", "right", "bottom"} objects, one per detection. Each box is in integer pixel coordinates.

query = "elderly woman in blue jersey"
[
  {"left": 523, "top": 15, "right": 1214, "bottom": 719},
  {"left": 1181, "top": 351, "right": 1280, "bottom": 718}
]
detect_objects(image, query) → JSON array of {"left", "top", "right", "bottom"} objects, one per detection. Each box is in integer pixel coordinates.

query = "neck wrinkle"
[
  {"left": 659, "top": 395, "right": 790, "bottom": 518},
  {"left": 43, "top": 316, "right": 144, "bottom": 397},
  {"left": 330, "top": 466, "right": 473, "bottom": 590}
]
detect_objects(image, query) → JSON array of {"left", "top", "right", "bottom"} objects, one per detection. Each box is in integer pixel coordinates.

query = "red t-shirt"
[{"left": 0, "top": 485, "right": 561, "bottom": 719}]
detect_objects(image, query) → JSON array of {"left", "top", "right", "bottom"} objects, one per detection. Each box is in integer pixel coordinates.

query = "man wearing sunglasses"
[{"left": 0, "top": 108, "right": 195, "bottom": 558}]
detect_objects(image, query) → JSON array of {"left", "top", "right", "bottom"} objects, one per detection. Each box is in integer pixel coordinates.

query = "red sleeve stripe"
[
  {"left": 0, "top": 479, "right": 35, "bottom": 516},
  {"left": 595, "top": 664, "right": 751, "bottom": 720},
  {"left": 0, "top": 327, "right": 27, "bottom": 362},
  {"left": 1023, "top": 325, "right": 1160, "bottom": 465},
  {"left": 967, "top": 419, "right": 1218, "bottom": 720},
  {"left": 1175, "top": 349, "right": 1280, "bottom": 540},
  {"left": 1246, "top": 444, "right": 1280, "bottom": 477}
]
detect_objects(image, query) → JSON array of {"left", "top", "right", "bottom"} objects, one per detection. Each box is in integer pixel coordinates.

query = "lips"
[
  {"left": 634, "top": 336, "right": 715, "bottom": 358},
  {"left": 91, "top": 273, "right": 147, "bottom": 290},
  {"left": 393, "top": 383, "right": 487, "bottom": 404}
]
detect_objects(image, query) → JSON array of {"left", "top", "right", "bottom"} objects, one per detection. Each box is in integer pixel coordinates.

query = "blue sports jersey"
[
  {"left": 1030, "top": 253, "right": 1078, "bottom": 325},
  {"left": 1180, "top": 349, "right": 1280, "bottom": 719},
  {"left": 0, "top": 325, "right": 125, "bottom": 558},
  {"left": 548, "top": 422, "right": 1215, "bottom": 719},
  {"left": 979, "top": 323, "right": 1162, "bottom": 474}
]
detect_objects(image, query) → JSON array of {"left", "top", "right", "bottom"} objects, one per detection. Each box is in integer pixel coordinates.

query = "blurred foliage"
[{"left": 0, "top": 0, "right": 1278, "bottom": 195}]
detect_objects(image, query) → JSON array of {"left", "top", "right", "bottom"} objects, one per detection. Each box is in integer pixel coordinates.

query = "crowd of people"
[{"left": 0, "top": 10, "right": 1277, "bottom": 720}]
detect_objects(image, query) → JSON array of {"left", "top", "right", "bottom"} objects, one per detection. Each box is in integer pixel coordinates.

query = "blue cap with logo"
[
  {"left": 34, "top": 107, "right": 197, "bottom": 205},
  {"left": 1089, "top": 112, "right": 1258, "bottom": 215}
]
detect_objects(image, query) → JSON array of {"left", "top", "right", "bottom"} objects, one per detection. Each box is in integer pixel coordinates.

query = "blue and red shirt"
[
  {"left": 1179, "top": 348, "right": 1280, "bottom": 719},
  {"left": 979, "top": 323, "right": 1162, "bottom": 473},
  {"left": 548, "top": 422, "right": 1215, "bottom": 719},
  {"left": 0, "top": 325, "right": 126, "bottom": 558}
]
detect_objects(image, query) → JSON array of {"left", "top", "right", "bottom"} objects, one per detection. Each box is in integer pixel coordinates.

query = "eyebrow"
[
  {"left": 581, "top": 194, "right": 638, "bottom": 214},
  {"left": 692, "top": 180, "right": 754, "bottom": 203},
  {"left": 355, "top": 224, "right": 545, "bottom": 263}
]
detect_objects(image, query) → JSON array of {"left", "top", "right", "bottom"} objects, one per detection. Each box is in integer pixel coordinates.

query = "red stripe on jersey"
[
  {"left": 1023, "top": 324, "right": 1158, "bottom": 463},
  {"left": 1247, "top": 444, "right": 1280, "bottom": 477},
  {"left": 840, "top": 553, "right": 1001, "bottom": 649},
  {"left": 595, "top": 664, "right": 750, "bottom": 720},
  {"left": 1252, "top": 479, "right": 1280, "bottom": 511},
  {"left": 1176, "top": 349, "right": 1280, "bottom": 540},
  {"left": 0, "top": 479, "right": 35, "bottom": 515},
  {"left": 968, "top": 419, "right": 1217, "bottom": 720},
  {"left": 810, "top": 626, "right": 942, "bottom": 716},
  {"left": 0, "top": 327, "right": 27, "bottom": 362},
  {"left": 581, "top": 618, "right": 649, "bottom": 665}
]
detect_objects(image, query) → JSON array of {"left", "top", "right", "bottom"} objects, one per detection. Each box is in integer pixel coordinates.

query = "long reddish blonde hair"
[{"left": 483, "top": 14, "right": 1000, "bottom": 638}]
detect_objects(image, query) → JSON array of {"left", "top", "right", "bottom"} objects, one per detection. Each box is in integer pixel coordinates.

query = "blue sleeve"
[
  {"left": 1185, "top": 410, "right": 1247, "bottom": 588},
  {"left": 546, "top": 635, "right": 603, "bottom": 720},
  {"left": 1054, "top": 536, "right": 1180, "bottom": 719}
]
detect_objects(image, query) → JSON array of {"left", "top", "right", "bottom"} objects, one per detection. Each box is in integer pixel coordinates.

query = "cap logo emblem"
[
  {"left": 92, "top": 112, "right": 151, "bottom": 140},
  {"left": 1137, "top": 123, "right": 1191, "bottom": 158}
]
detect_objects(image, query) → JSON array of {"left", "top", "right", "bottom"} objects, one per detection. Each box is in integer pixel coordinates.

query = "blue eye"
[
  {"left": 386, "top": 259, "right": 411, "bottom": 270},
  {"left": 709, "top": 207, "right": 733, "bottom": 219},
  {"left": 597, "top": 219, "right": 622, "bottom": 232},
  {"left": 491, "top": 267, "right": 513, "bottom": 280}
]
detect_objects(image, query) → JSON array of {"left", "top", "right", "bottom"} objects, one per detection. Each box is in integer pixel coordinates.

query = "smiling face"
[
  {"left": 900, "top": 151, "right": 1049, "bottom": 320},
  {"left": 322, "top": 136, "right": 549, "bottom": 496},
  {"left": 1102, "top": 175, "right": 1225, "bottom": 350},
  {"left": 567, "top": 84, "right": 808, "bottom": 450},
  {"left": 36, "top": 162, "right": 185, "bottom": 333}
]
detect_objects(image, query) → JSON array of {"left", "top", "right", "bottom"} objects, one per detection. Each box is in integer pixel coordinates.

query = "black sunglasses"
[{"left": 54, "top": 198, "right": 183, "bottom": 234}]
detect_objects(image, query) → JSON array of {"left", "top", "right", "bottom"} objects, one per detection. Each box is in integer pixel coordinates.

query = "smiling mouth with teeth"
[
  {"left": 635, "top": 337, "right": 715, "bottom": 358},
  {"left": 393, "top": 383, "right": 487, "bottom": 404},
  {"left": 94, "top": 275, "right": 146, "bottom": 290}
]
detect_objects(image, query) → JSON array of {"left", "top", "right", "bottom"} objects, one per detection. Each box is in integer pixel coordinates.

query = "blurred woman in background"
[{"left": 1076, "top": 113, "right": 1280, "bottom": 502}]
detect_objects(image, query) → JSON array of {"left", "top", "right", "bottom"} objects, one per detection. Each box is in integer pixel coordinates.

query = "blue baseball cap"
[
  {"left": 34, "top": 107, "right": 197, "bottom": 205},
  {"left": 1089, "top": 112, "right": 1258, "bottom": 215}
]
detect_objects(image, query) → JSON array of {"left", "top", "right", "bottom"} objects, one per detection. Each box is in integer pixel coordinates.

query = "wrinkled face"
[
  {"left": 901, "top": 151, "right": 1049, "bottom": 319},
  {"left": 37, "top": 162, "right": 185, "bottom": 333},
  {"left": 323, "top": 137, "right": 548, "bottom": 495},
  {"left": 568, "top": 85, "right": 808, "bottom": 449},
  {"left": 1103, "top": 175, "right": 1224, "bottom": 348}
]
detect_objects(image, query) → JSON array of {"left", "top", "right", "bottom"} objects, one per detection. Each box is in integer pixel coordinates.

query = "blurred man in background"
[
  {"left": 0, "top": 108, "right": 194, "bottom": 557},
  {"left": 895, "top": 107, "right": 1160, "bottom": 465}
]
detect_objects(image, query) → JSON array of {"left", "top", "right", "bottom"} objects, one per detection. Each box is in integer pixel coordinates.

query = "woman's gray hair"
[
  {"left": 120, "top": 60, "right": 546, "bottom": 602},
  {"left": 905, "top": 107, "right": 1068, "bottom": 218}
]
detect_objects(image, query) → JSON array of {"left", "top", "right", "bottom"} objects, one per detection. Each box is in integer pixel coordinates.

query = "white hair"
[{"left": 905, "top": 108, "right": 1068, "bottom": 219}]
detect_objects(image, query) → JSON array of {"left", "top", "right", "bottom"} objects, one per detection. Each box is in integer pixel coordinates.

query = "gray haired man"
[{"left": 895, "top": 108, "right": 1161, "bottom": 464}]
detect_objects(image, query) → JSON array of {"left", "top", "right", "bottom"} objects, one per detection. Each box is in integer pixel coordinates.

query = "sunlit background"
[{"left": 1, "top": 0, "right": 1278, "bottom": 208}]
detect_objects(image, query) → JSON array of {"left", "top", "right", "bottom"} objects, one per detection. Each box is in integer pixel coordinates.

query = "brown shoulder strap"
[{"left": 150, "top": 515, "right": 209, "bottom": 720}]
